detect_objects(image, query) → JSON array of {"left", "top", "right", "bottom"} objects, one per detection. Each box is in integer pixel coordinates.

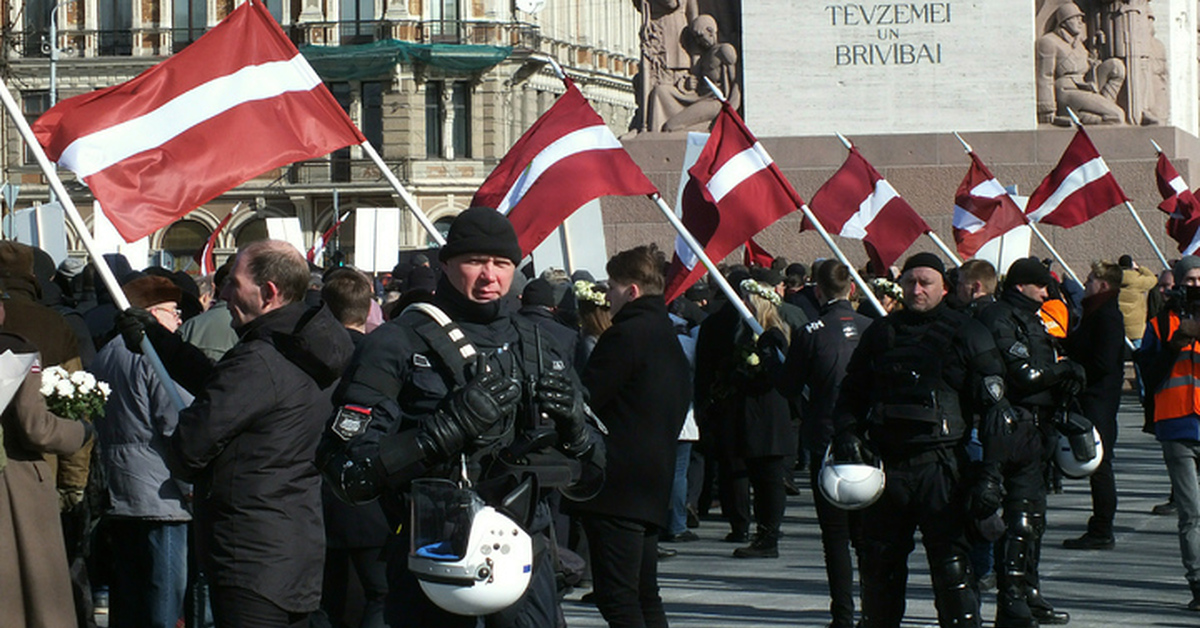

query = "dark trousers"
[
  {"left": 581, "top": 515, "right": 667, "bottom": 628},
  {"left": 315, "top": 546, "right": 388, "bottom": 628},
  {"left": 108, "top": 519, "right": 188, "bottom": 628},
  {"left": 810, "top": 449, "right": 863, "bottom": 628},
  {"left": 1087, "top": 413, "right": 1118, "bottom": 538},
  {"left": 210, "top": 586, "right": 309, "bottom": 628},
  {"left": 719, "top": 455, "right": 787, "bottom": 536}
]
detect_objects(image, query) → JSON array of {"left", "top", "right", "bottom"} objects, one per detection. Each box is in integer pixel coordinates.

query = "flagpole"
[
  {"left": 649, "top": 193, "right": 763, "bottom": 334},
  {"left": 926, "top": 231, "right": 962, "bottom": 266},
  {"left": 0, "top": 78, "right": 187, "bottom": 412},
  {"left": 358, "top": 141, "right": 446, "bottom": 246},
  {"left": 799, "top": 203, "right": 889, "bottom": 316}
]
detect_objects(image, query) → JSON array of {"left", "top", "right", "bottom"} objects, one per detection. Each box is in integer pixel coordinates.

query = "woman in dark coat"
[
  {"left": 720, "top": 279, "right": 793, "bottom": 559},
  {"left": 0, "top": 330, "right": 92, "bottom": 627}
]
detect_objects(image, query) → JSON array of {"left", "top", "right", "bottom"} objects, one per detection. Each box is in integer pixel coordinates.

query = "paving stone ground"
[{"left": 564, "top": 393, "right": 1196, "bottom": 627}]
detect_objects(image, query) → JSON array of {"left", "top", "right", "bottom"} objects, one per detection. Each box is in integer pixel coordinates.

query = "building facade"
[{"left": 0, "top": 0, "right": 640, "bottom": 271}]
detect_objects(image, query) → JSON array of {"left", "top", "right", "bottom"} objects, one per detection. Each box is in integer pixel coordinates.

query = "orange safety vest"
[
  {"left": 1039, "top": 299, "right": 1069, "bottom": 339},
  {"left": 1150, "top": 311, "right": 1200, "bottom": 422}
]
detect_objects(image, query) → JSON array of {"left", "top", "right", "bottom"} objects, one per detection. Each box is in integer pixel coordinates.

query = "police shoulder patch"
[{"left": 332, "top": 405, "right": 373, "bottom": 441}]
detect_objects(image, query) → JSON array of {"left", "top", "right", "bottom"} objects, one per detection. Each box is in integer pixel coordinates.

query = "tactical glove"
[
  {"left": 967, "top": 468, "right": 1005, "bottom": 519},
  {"left": 535, "top": 371, "right": 593, "bottom": 456},
  {"left": 115, "top": 307, "right": 157, "bottom": 354},
  {"left": 832, "top": 430, "right": 875, "bottom": 466},
  {"left": 1054, "top": 360, "right": 1086, "bottom": 397},
  {"left": 422, "top": 359, "right": 521, "bottom": 462}
]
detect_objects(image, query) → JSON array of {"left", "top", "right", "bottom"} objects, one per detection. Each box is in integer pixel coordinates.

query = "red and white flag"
[
  {"left": 1024, "top": 128, "right": 1128, "bottom": 228},
  {"left": 743, "top": 238, "right": 774, "bottom": 268},
  {"left": 472, "top": 78, "right": 656, "bottom": 256},
  {"left": 1154, "top": 153, "right": 1200, "bottom": 255},
  {"left": 308, "top": 211, "right": 351, "bottom": 264},
  {"left": 194, "top": 202, "right": 240, "bottom": 275},
  {"left": 806, "top": 147, "right": 929, "bottom": 271},
  {"left": 953, "top": 153, "right": 1027, "bottom": 258},
  {"left": 32, "top": 0, "right": 365, "bottom": 243},
  {"left": 663, "top": 103, "right": 802, "bottom": 303}
]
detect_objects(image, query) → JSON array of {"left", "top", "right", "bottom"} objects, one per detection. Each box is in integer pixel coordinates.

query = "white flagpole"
[
  {"left": 799, "top": 203, "right": 889, "bottom": 316},
  {"left": 0, "top": 78, "right": 187, "bottom": 412},
  {"left": 358, "top": 141, "right": 445, "bottom": 246},
  {"left": 927, "top": 231, "right": 962, "bottom": 267}
]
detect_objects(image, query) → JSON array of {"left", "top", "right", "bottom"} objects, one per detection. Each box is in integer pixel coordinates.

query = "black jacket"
[
  {"left": 164, "top": 303, "right": 353, "bottom": 612},
  {"left": 785, "top": 299, "right": 871, "bottom": 452},
  {"left": 978, "top": 289, "right": 1069, "bottom": 409},
  {"left": 518, "top": 304, "right": 578, "bottom": 373},
  {"left": 1065, "top": 290, "right": 1125, "bottom": 430},
  {"left": 575, "top": 296, "right": 691, "bottom": 528}
]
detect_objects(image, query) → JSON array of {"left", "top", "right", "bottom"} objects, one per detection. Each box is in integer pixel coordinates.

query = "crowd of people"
[{"left": 0, "top": 205, "right": 1195, "bottom": 628}]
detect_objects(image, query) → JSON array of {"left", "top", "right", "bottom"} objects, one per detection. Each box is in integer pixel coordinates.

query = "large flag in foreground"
[
  {"left": 32, "top": 0, "right": 365, "bottom": 243},
  {"left": 1025, "top": 128, "right": 1128, "bottom": 228},
  {"left": 663, "top": 103, "right": 802, "bottom": 303},
  {"left": 806, "top": 147, "right": 929, "bottom": 271},
  {"left": 953, "top": 153, "right": 1027, "bottom": 258},
  {"left": 1154, "top": 153, "right": 1200, "bottom": 255},
  {"left": 472, "top": 78, "right": 656, "bottom": 256}
]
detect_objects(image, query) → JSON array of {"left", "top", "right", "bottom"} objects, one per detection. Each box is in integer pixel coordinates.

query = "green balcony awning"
[{"left": 300, "top": 40, "right": 513, "bottom": 81}]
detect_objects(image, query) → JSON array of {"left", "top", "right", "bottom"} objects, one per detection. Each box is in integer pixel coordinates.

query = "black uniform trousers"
[
  {"left": 859, "top": 448, "right": 977, "bottom": 628},
  {"left": 810, "top": 449, "right": 864, "bottom": 628}
]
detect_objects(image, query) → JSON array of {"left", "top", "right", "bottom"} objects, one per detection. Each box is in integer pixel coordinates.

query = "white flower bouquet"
[{"left": 39, "top": 366, "right": 110, "bottom": 420}]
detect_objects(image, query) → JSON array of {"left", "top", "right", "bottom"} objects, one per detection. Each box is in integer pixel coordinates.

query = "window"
[
  {"left": 429, "top": 0, "right": 459, "bottom": 43},
  {"left": 430, "top": 216, "right": 454, "bottom": 247},
  {"left": 160, "top": 220, "right": 211, "bottom": 271},
  {"left": 340, "top": 0, "right": 375, "bottom": 44},
  {"left": 330, "top": 82, "right": 353, "bottom": 182},
  {"left": 98, "top": 0, "right": 133, "bottom": 55},
  {"left": 425, "top": 81, "right": 470, "bottom": 159},
  {"left": 23, "top": 91, "right": 50, "bottom": 164},
  {"left": 24, "top": 0, "right": 52, "bottom": 58},
  {"left": 172, "top": 0, "right": 207, "bottom": 51},
  {"left": 362, "top": 82, "right": 383, "bottom": 151}
]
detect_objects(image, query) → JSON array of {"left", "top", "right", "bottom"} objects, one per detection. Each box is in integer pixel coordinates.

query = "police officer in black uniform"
[
  {"left": 317, "top": 207, "right": 605, "bottom": 627},
  {"left": 833, "top": 253, "right": 1010, "bottom": 628},
  {"left": 977, "top": 258, "right": 1081, "bottom": 627}
]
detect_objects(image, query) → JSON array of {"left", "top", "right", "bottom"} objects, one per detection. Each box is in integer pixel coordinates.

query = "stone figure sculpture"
[
  {"left": 1036, "top": 2, "right": 1127, "bottom": 125},
  {"left": 1097, "top": 0, "right": 1168, "bottom": 124},
  {"left": 647, "top": 14, "right": 739, "bottom": 133},
  {"left": 634, "top": 0, "right": 699, "bottom": 133}
]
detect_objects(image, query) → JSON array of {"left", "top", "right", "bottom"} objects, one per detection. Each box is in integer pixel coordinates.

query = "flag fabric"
[
  {"left": 806, "top": 147, "right": 930, "bottom": 271},
  {"left": 952, "top": 153, "right": 1027, "bottom": 258},
  {"left": 194, "top": 203, "right": 239, "bottom": 275},
  {"left": 471, "top": 78, "right": 656, "bottom": 256},
  {"left": 743, "top": 238, "right": 774, "bottom": 268},
  {"left": 1154, "top": 153, "right": 1200, "bottom": 255},
  {"left": 662, "top": 103, "right": 802, "bottom": 303},
  {"left": 1024, "top": 128, "right": 1128, "bottom": 228},
  {"left": 308, "top": 211, "right": 351, "bottom": 264},
  {"left": 32, "top": 0, "right": 365, "bottom": 243}
]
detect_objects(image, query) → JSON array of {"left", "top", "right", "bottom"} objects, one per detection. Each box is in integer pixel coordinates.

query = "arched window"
[
  {"left": 235, "top": 218, "right": 268, "bottom": 248},
  {"left": 429, "top": 216, "right": 454, "bottom": 247},
  {"left": 160, "top": 220, "right": 211, "bottom": 271}
]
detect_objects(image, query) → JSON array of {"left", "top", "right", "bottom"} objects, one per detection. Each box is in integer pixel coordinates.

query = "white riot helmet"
[
  {"left": 1055, "top": 424, "right": 1104, "bottom": 479},
  {"left": 408, "top": 479, "right": 533, "bottom": 616},
  {"left": 818, "top": 444, "right": 885, "bottom": 510}
]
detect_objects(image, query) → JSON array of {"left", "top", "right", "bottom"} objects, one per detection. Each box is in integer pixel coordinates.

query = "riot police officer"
[
  {"left": 833, "top": 253, "right": 1009, "bottom": 628},
  {"left": 977, "top": 257, "right": 1082, "bottom": 627},
  {"left": 317, "top": 207, "right": 605, "bottom": 627}
]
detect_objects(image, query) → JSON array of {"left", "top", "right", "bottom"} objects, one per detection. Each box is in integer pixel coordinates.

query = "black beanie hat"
[
  {"left": 1004, "top": 257, "right": 1052, "bottom": 289},
  {"left": 521, "top": 278, "right": 557, "bottom": 307},
  {"left": 901, "top": 252, "right": 945, "bottom": 279},
  {"left": 438, "top": 207, "right": 523, "bottom": 264}
]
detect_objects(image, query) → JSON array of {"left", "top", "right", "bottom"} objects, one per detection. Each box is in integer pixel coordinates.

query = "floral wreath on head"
[
  {"left": 870, "top": 277, "right": 903, "bottom": 301},
  {"left": 739, "top": 278, "right": 781, "bottom": 306},
  {"left": 574, "top": 280, "right": 608, "bottom": 308}
]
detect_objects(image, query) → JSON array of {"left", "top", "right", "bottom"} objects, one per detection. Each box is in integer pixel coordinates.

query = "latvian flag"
[
  {"left": 953, "top": 153, "right": 1026, "bottom": 259},
  {"left": 1155, "top": 152, "right": 1200, "bottom": 255},
  {"left": 32, "top": 0, "right": 365, "bottom": 243},
  {"left": 662, "top": 103, "right": 802, "bottom": 303},
  {"left": 472, "top": 78, "right": 656, "bottom": 256},
  {"left": 1025, "top": 128, "right": 1128, "bottom": 228},
  {"left": 806, "top": 147, "right": 929, "bottom": 271},
  {"left": 308, "top": 211, "right": 351, "bottom": 264}
]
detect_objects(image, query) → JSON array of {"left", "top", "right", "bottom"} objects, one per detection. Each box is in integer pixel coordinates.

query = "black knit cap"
[
  {"left": 437, "top": 207, "right": 523, "bottom": 264},
  {"left": 1004, "top": 257, "right": 1052, "bottom": 288},
  {"left": 901, "top": 252, "right": 945, "bottom": 279}
]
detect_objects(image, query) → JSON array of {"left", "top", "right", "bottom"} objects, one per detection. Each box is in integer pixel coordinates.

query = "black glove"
[
  {"left": 535, "top": 371, "right": 592, "bottom": 455},
  {"left": 832, "top": 430, "right": 875, "bottom": 465},
  {"left": 115, "top": 307, "right": 157, "bottom": 354},
  {"left": 1054, "top": 360, "right": 1086, "bottom": 397},
  {"left": 967, "top": 468, "right": 1005, "bottom": 519},
  {"left": 422, "top": 360, "right": 521, "bottom": 461}
]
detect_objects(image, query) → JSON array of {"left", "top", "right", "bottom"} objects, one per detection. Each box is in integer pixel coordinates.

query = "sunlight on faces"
[
  {"left": 605, "top": 280, "right": 640, "bottom": 315},
  {"left": 1015, "top": 282, "right": 1049, "bottom": 304},
  {"left": 443, "top": 254, "right": 515, "bottom": 303},
  {"left": 220, "top": 254, "right": 268, "bottom": 328},
  {"left": 899, "top": 267, "right": 946, "bottom": 312},
  {"left": 148, "top": 301, "right": 182, "bottom": 333}
]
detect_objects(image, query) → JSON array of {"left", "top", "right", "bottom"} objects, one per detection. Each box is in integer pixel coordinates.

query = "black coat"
[
  {"left": 576, "top": 296, "right": 691, "bottom": 529},
  {"left": 518, "top": 305, "right": 579, "bottom": 373},
  {"left": 165, "top": 303, "right": 353, "bottom": 613},
  {"left": 785, "top": 299, "right": 871, "bottom": 452},
  {"left": 1065, "top": 291, "right": 1125, "bottom": 432}
]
